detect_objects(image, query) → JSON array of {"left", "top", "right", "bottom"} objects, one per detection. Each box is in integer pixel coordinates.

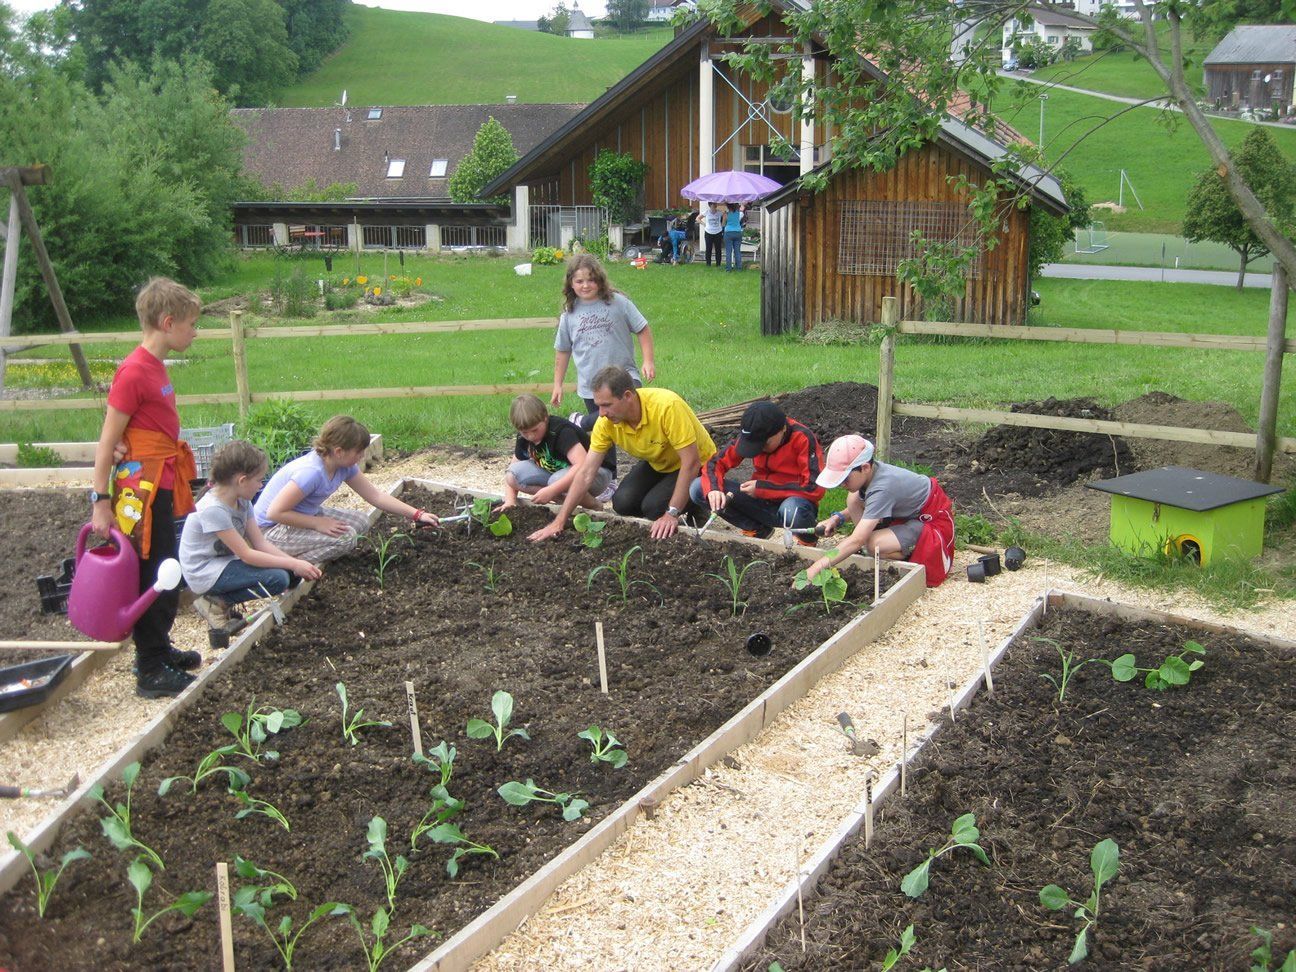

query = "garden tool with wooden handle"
[
  {"left": 694, "top": 492, "right": 733, "bottom": 541},
  {"left": 0, "top": 773, "right": 79, "bottom": 799}
]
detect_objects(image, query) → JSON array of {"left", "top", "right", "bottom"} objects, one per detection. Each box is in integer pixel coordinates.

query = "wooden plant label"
[
  {"left": 595, "top": 621, "right": 608, "bottom": 695},
  {"left": 978, "top": 620, "right": 994, "bottom": 695},
  {"left": 873, "top": 555, "right": 880, "bottom": 604},
  {"left": 901, "top": 714, "right": 908, "bottom": 797},
  {"left": 864, "top": 773, "right": 875, "bottom": 848},
  {"left": 948, "top": 680, "right": 957, "bottom": 723},
  {"left": 405, "top": 680, "right": 423, "bottom": 758},
  {"left": 216, "top": 862, "right": 235, "bottom": 972}
]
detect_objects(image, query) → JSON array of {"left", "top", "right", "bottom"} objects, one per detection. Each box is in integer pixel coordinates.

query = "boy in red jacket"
[{"left": 691, "top": 401, "right": 825, "bottom": 541}]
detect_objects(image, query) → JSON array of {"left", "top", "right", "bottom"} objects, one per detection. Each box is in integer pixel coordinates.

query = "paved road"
[{"left": 1042, "top": 262, "right": 1271, "bottom": 287}]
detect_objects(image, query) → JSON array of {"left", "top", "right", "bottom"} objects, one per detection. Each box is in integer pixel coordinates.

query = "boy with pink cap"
[{"left": 805, "top": 435, "right": 955, "bottom": 587}]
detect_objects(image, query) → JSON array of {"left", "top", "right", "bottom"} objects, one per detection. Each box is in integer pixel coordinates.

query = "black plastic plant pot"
[
  {"left": 1004, "top": 545, "right": 1027, "bottom": 571},
  {"left": 746, "top": 632, "right": 772, "bottom": 657},
  {"left": 979, "top": 553, "right": 1002, "bottom": 576},
  {"left": 967, "top": 562, "right": 987, "bottom": 583},
  {"left": 0, "top": 654, "right": 74, "bottom": 713}
]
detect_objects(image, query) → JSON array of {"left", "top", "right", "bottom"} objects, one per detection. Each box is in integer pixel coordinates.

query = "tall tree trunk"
[{"left": 1238, "top": 247, "right": 1249, "bottom": 290}]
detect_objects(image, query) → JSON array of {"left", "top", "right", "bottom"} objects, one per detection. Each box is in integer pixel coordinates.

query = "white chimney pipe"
[{"left": 334, "top": 128, "right": 342, "bottom": 151}]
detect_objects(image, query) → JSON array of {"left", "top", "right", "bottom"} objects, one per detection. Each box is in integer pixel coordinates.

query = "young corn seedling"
[
  {"left": 363, "top": 816, "right": 409, "bottom": 912},
  {"left": 578, "top": 725, "right": 627, "bottom": 768},
  {"left": 1109, "top": 640, "right": 1206, "bottom": 691},
  {"left": 6, "top": 831, "right": 90, "bottom": 918},
  {"left": 466, "top": 690, "right": 530, "bottom": 751},
  {"left": 498, "top": 778, "right": 589, "bottom": 821},
  {"left": 221, "top": 698, "right": 303, "bottom": 762},
  {"left": 421, "top": 822, "right": 499, "bottom": 878},
  {"left": 791, "top": 566, "right": 851, "bottom": 615},
  {"left": 466, "top": 560, "right": 502, "bottom": 593},
  {"left": 234, "top": 789, "right": 292, "bottom": 831},
  {"left": 234, "top": 894, "right": 349, "bottom": 972},
  {"left": 572, "top": 511, "right": 606, "bottom": 548},
  {"left": 366, "top": 529, "right": 410, "bottom": 589},
  {"left": 900, "top": 812, "right": 991, "bottom": 898},
  {"left": 337, "top": 681, "right": 393, "bottom": 746},
  {"left": 1040, "top": 838, "right": 1120, "bottom": 964},
  {"left": 470, "top": 496, "right": 513, "bottom": 537},
  {"left": 1250, "top": 926, "right": 1296, "bottom": 972},
  {"left": 126, "top": 858, "right": 211, "bottom": 943},
  {"left": 1036, "top": 636, "right": 1097, "bottom": 703},
  {"left": 343, "top": 904, "right": 434, "bottom": 972},
  {"left": 587, "top": 544, "right": 661, "bottom": 604},
  {"left": 233, "top": 855, "right": 297, "bottom": 905},
  {"left": 90, "top": 762, "right": 164, "bottom": 871},
  {"left": 158, "top": 744, "right": 250, "bottom": 796},
  {"left": 706, "top": 555, "right": 769, "bottom": 618}
]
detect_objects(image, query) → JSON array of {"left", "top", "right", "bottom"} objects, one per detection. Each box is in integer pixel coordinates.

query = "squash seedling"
[
  {"left": 420, "top": 822, "right": 499, "bottom": 878},
  {"left": 363, "top": 816, "right": 409, "bottom": 912},
  {"left": 572, "top": 512, "right": 606, "bottom": 548},
  {"left": 342, "top": 904, "right": 434, "bottom": 972},
  {"left": 1040, "top": 838, "right": 1120, "bottom": 965},
  {"left": 466, "top": 690, "right": 530, "bottom": 751},
  {"left": 221, "top": 698, "right": 303, "bottom": 762},
  {"left": 578, "top": 725, "right": 627, "bottom": 768},
  {"left": 234, "top": 788, "right": 291, "bottom": 831},
  {"left": 1109, "top": 640, "right": 1206, "bottom": 691},
  {"left": 466, "top": 560, "right": 502, "bottom": 593},
  {"left": 587, "top": 545, "right": 661, "bottom": 604},
  {"left": 1250, "top": 926, "right": 1296, "bottom": 972},
  {"left": 706, "top": 555, "right": 769, "bottom": 617},
  {"left": 366, "top": 530, "right": 411, "bottom": 589},
  {"left": 498, "top": 778, "right": 589, "bottom": 821},
  {"left": 126, "top": 857, "right": 211, "bottom": 943},
  {"left": 90, "top": 762, "right": 164, "bottom": 871},
  {"left": 469, "top": 496, "right": 513, "bottom": 537},
  {"left": 234, "top": 893, "right": 349, "bottom": 972},
  {"left": 6, "top": 831, "right": 90, "bottom": 918},
  {"left": 158, "top": 744, "right": 250, "bottom": 796},
  {"left": 791, "top": 566, "right": 851, "bottom": 615},
  {"left": 900, "top": 812, "right": 990, "bottom": 898},
  {"left": 337, "top": 681, "right": 393, "bottom": 746}
]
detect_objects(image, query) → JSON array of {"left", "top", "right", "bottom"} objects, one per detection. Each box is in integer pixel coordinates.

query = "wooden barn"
[
  {"left": 1203, "top": 25, "right": 1296, "bottom": 113},
  {"left": 482, "top": 0, "right": 1068, "bottom": 329}
]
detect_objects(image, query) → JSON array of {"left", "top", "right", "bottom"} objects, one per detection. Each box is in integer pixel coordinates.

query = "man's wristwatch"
[
  {"left": 89, "top": 489, "right": 111, "bottom": 504},
  {"left": 665, "top": 506, "right": 681, "bottom": 518}
]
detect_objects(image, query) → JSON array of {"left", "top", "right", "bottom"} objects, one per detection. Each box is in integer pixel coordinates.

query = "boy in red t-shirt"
[{"left": 91, "top": 277, "right": 202, "bottom": 698}]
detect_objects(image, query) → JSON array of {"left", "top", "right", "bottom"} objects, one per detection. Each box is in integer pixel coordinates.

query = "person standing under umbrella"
[
  {"left": 723, "top": 202, "right": 745, "bottom": 271},
  {"left": 701, "top": 201, "right": 725, "bottom": 267}
]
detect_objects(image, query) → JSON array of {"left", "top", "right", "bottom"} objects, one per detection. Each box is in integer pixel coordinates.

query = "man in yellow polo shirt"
[{"left": 529, "top": 365, "right": 716, "bottom": 541}]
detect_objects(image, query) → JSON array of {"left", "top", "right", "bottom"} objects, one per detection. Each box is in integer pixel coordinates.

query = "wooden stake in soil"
[
  {"left": 405, "top": 680, "right": 423, "bottom": 758},
  {"left": 873, "top": 555, "right": 881, "bottom": 604},
  {"left": 216, "top": 862, "right": 235, "bottom": 972},
  {"left": 796, "top": 841, "right": 806, "bottom": 953},
  {"left": 864, "top": 772, "right": 876, "bottom": 848},
  {"left": 901, "top": 714, "right": 908, "bottom": 797},
  {"left": 595, "top": 621, "right": 608, "bottom": 695},
  {"left": 978, "top": 620, "right": 994, "bottom": 695},
  {"left": 948, "top": 679, "right": 957, "bottom": 723}
]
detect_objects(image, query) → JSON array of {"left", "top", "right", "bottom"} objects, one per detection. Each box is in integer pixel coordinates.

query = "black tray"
[{"left": 0, "top": 654, "right": 75, "bottom": 714}]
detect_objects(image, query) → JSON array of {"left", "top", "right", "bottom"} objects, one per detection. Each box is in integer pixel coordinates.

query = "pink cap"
[{"left": 816, "top": 434, "right": 875, "bottom": 488}]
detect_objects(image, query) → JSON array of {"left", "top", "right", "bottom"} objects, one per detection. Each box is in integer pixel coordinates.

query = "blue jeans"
[
  {"left": 689, "top": 477, "right": 817, "bottom": 534},
  {"left": 668, "top": 228, "right": 686, "bottom": 261},
  {"left": 207, "top": 559, "right": 291, "bottom": 604},
  {"left": 723, "top": 231, "right": 743, "bottom": 270}
]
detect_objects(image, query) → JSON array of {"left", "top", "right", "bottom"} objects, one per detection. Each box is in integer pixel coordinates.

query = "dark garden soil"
[
  {"left": 0, "top": 487, "right": 899, "bottom": 971},
  {"left": 746, "top": 606, "right": 1296, "bottom": 971}
]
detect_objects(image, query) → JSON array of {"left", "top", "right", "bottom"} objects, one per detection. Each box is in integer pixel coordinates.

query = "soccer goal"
[{"left": 1074, "top": 220, "right": 1110, "bottom": 254}]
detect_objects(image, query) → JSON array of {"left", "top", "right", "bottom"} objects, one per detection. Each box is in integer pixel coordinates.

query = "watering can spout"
[{"left": 67, "top": 525, "right": 183, "bottom": 643}]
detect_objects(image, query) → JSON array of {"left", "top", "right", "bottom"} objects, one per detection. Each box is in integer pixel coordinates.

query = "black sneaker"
[
  {"left": 166, "top": 647, "right": 202, "bottom": 670},
  {"left": 136, "top": 664, "right": 196, "bottom": 699}
]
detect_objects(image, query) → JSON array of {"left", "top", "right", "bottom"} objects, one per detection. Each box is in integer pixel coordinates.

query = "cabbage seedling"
[
  {"left": 234, "top": 788, "right": 291, "bottom": 831},
  {"left": 706, "top": 555, "right": 769, "bottom": 618},
  {"left": 363, "top": 816, "right": 409, "bottom": 912},
  {"left": 413, "top": 740, "right": 456, "bottom": 789},
  {"left": 470, "top": 496, "right": 513, "bottom": 537},
  {"left": 410, "top": 787, "right": 464, "bottom": 852},
  {"left": 221, "top": 698, "right": 303, "bottom": 762},
  {"left": 6, "top": 831, "right": 89, "bottom": 918},
  {"left": 466, "top": 690, "right": 530, "bottom": 751},
  {"left": 466, "top": 560, "right": 502, "bottom": 593},
  {"left": 572, "top": 512, "right": 606, "bottom": 548},
  {"left": 421, "top": 822, "right": 499, "bottom": 878},
  {"left": 791, "top": 566, "right": 851, "bottom": 615},
  {"left": 498, "top": 778, "right": 589, "bottom": 821},
  {"left": 158, "top": 744, "right": 250, "bottom": 796},
  {"left": 587, "top": 545, "right": 661, "bottom": 604},
  {"left": 126, "top": 857, "right": 211, "bottom": 943},
  {"left": 1040, "top": 837, "right": 1120, "bottom": 964},
  {"left": 337, "top": 681, "right": 393, "bottom": 746},
  {"left": 578, "top": 725, "right": 627, "bottom": 768},
  {"left": 233, "top": 855, "right": 297, "bottom": 905},
  {"left": 881, "top": 923, "right": 917, "bottom": 971},
  {"left": 900, "top": 811, "right": 990, "bottom": 898},
  {"left": 1109, "top": 640, "right": 1206, "bottom": 691},
  {"left": 342, "top": 904, "right": 434, "bottom": 972},
  {"left": 90, "top": 762, "right": 164, "bottom": 871},
  {"left": 1250, "top": 926, "right": 1296, "bottom": 972},
  {"left": 234, "top": 893, "right": 348, "bottom": 971}
]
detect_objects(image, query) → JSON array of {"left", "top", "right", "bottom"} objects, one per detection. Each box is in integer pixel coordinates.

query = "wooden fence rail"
[{"left": 874, "top": 296, "right": 1296, "bottom": 478}]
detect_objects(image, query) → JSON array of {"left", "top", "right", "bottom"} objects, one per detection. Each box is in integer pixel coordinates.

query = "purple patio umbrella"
[{"left": 679, "top": 170, "right": 782, "bottom": 203}]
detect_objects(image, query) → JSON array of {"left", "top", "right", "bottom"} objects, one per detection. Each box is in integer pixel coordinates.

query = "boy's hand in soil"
[
  {"left": 291, "top": 559, "right": 322, "bottom": 581},
  {"left": 649, "top": 513, "right": 679, "bottom": 540},
  {"left": 528, "top": 520, "right": 565, "bottom": 542},
  {"left": 315, "top": 515, "right": 352, "bottom": 537},
  {"left": 531, "top": 485, "right": 561, "bottom": 506},
  {"left": 799, "top": 556, "right": 832, "bottom": 586}
]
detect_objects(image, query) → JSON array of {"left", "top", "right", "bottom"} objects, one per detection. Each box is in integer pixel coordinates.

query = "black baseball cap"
[{"left": 735, "top": 401, "right": 787, "bottom": 458}]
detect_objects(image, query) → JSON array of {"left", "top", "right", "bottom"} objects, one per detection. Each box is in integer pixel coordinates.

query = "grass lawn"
[
  {"left": 1060, "top": 230, "right": 1275, "bottom": 274},
  {"left": 278, "top": 6, "right": 671, "bottom": 107},
  {"left": 991, "top": 84, "right": 1296, "bottom": 233},
  {"left": 1029, "top": 24, "right": 1211, "bottom": 101},
  {"left": 3, "top": 254, "right": 1291, "bottom": 453}
]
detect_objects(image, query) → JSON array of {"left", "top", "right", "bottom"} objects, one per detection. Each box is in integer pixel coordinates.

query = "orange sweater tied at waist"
[{"left": 112, "top": 428, "right": 197, "bottom": 558}]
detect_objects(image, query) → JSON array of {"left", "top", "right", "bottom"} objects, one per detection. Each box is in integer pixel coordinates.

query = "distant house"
[
  {"left": 567, "top": 5, "right": 594, "bottom": 38},
  {"left": 646, "top": 0, "right": 687, "bottom": 22},
  {"left": 1002, "top": 8, "right": 1096, "bottom": 64},
  {"left": 1204, "top": 25, "right": 1296, "bottom": 112},
  {"left": 231, "top": 103, "right": 583, "bottom": 251}
]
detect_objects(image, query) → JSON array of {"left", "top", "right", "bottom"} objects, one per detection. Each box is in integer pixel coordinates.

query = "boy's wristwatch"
[{"left": 89, "top": 489, "right": 110, "bottom": 503}]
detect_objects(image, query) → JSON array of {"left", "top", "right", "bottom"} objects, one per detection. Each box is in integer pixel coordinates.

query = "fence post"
[
  {"left": 231, "top": 310, "right": 251, "bottom": 421},
  {"left": 876, "top": 296, "right": 898, "bottom": 462},
  {"left": 1255, "top": 262, "right": 1289, "bottom": 483}
]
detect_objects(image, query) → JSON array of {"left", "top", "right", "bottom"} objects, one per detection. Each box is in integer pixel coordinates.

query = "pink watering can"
[{"left": 67, "top": 525, "right": 182, "bottom": 642}]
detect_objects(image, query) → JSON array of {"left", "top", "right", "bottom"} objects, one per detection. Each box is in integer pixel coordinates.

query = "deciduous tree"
[{"left": 448, "top": 117, "right": 519, "bottom": 205}]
